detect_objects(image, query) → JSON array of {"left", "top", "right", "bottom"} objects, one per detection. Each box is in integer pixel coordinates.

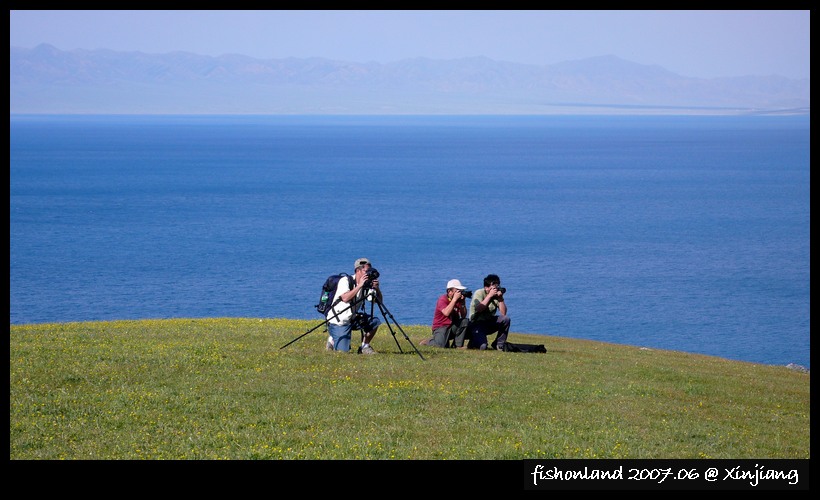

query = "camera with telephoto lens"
[
  {"left": 365, "top": 268, "right": 380, "bottom": 282},
  {"left": 496, "top": 286, "right": 506, "bottom": 294},
  {"left": 460, "top": 290, "right": 473, "bottom": 299}
]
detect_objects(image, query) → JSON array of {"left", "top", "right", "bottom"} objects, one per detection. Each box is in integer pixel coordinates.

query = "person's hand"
[{"left": 453, "top": 289, "right": 463, "bottom": 301}]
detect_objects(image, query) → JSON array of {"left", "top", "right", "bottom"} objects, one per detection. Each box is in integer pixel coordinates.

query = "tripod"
[
  {"left": 280, "top": 288, "right": 425, "bottom": 361},
  {"left": 366, "top": 289, "right": 425, "bottom": 360}
]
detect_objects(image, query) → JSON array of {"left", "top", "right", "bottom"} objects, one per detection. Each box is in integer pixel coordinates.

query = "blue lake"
[{"left": 9, "top": 114, "right": 811, "bottom": 369}]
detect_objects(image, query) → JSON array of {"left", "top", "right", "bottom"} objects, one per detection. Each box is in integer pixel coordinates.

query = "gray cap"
[{"left": 354, "top": 257, "right": 371, "bottom": 269}]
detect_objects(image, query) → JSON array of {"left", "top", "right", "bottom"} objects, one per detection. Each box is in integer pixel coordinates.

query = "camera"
[
  {"left": 365, "top": 268, "right": 380, "bottom": 281},
  {"left": 460, "top": 290, "right": 473, "bottom": 299},
  {"left": 495, "top": 287, "right": 506, "bottom": 294}
]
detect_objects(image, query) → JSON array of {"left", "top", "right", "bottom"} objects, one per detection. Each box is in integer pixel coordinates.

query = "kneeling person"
[
  {"left": 327, "top": 257, "right": 382, "bottom": 354},
  {"left": 468, "top": 274, "right": 510, "bottom": 351},
  {"left": 422, "top": 279, "right": 470, "bottom": 348}
]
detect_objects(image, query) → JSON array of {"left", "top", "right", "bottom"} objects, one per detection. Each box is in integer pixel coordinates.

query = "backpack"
[
  {"left": 315, "top": 273, "right": 354, "bottom": 317},
  {"left": 503, "top": 342, "right": 547, "bottom": 353}
]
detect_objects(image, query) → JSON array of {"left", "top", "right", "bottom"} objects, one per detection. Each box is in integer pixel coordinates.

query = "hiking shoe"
[
  {"left": 359, "top": 345, "right": 377, "bottom": 355},
  {"left": 326, "top": 336, "right": 334, "bottom": 351},
  {"left": 479, "top": 343, "right": 488, "bottom": 351}
]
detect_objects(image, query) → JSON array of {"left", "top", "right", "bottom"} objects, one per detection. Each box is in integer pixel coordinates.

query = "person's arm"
[
  {"left": 474, "top": 289, "right": 497, "bottom": 314},
  {"left": 340, "top": 274, "right": 366, "bottom": 303},
  {"left": 495, "top": 286, "right": 507, "bottom": 315},
  {"left": 456, "top": 300, "right": 467, "bottom": 318},
  {"left": 441, "top": 290, "right": 462, "bottom": 317}
]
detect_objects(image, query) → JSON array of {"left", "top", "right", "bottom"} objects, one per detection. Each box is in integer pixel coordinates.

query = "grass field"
[{"left": 9, "top": 317, "right": 810, "bottom": 460}]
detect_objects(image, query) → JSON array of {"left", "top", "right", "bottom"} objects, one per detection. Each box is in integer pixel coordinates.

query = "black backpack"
[
  {"left": 503, "top": 342, "right": 547, "bottom": 353},
  {"left": 315, "top": 273, "right": 354, "bottom": 317}
]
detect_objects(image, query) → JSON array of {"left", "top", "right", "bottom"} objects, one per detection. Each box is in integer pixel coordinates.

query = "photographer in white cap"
[
  {"left": 420, "top": 279, "right": 470, "bottom": 349},
  {"left": 326, "top": 257, "right": 382, "bottom": 354}
]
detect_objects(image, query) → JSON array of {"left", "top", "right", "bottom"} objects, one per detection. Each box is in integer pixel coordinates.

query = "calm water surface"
[{"left": 9, "top": 114, "right": 810, "bottom": 369}]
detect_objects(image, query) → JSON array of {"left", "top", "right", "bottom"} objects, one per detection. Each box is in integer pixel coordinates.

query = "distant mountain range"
[{"left": 9, "top": 44, "right": 810, "bottom": 115}]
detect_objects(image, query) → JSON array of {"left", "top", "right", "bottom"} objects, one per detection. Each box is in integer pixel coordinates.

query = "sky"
[{"left": 9, "top": 10, "right": 811, "bottom": 79}]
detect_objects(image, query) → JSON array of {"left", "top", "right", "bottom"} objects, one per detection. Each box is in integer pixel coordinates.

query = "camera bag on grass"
[{"left": 503, "top": 342, "right": 547, "bottom": 353}]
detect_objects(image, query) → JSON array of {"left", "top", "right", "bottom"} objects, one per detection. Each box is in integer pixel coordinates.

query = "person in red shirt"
[{"left": 421, "top": 279, "right": 470, "bottom": 349}]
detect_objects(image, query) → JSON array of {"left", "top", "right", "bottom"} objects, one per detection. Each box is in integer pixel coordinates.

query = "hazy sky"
[{"left": 9, "top": 10, "right": 811, "bottom": 79}]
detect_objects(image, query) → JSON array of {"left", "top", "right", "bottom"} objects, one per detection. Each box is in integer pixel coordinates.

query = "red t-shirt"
[{"left": 432, "top": 293, "right": 465, "bottom": 330}]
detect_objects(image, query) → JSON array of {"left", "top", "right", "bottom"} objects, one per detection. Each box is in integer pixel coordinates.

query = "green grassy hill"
[{"left": 10, "top": 317, "right": 810, "bottom": 460}]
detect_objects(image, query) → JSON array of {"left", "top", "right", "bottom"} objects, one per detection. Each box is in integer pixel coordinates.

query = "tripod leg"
[
  {"left": 280, "top": 294, "right": 366, "bottom": 350},
  {"left": 280, "top": 318, "right": 329, "bottom": 349},
  {"left": 368, "top": 303, "right": 403, "bottom": 353},
  {"left": 385, "top": 317, "right": 405, "bottom": 353},
  {"left": 374, "top": 298, "right": 425, "bottom": 361}
]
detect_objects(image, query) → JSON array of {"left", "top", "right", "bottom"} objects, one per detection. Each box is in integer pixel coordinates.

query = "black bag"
[
  {"left": 503, "top": 342, "right": 546, "bottom": 353},
  {"left": 315, "top": 273, "right": 354, "bottom": 317}
]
